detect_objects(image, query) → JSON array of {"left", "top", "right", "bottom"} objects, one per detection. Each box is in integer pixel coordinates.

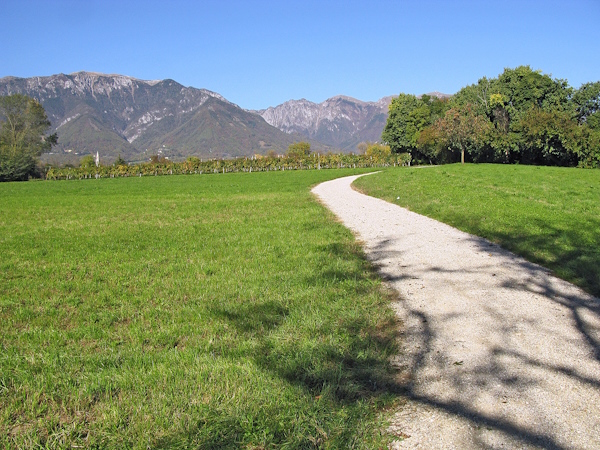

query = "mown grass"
[
  {"left": 354, "top": 164, "right": 600, "bottom": 298},
  {"left": 0, "top": 170, "right": 401, "bottom": 449}
]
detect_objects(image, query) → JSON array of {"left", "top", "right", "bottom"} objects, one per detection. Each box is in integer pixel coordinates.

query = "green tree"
[
  {"left": 578, "top": 126, "right": 600, "bottom": 168},
  {"left": 382, "top": 94, "right": 420, "bottom": 154},
  {"left": 572, "top": 81, "right": 600, "bottom": 127},
  {"left": 513, "top": 108, "right": 581, "bottom": 166},
  {"left": 0, "top": 94, "right": 57, "bottom": 181},
  {"left": 286, "top": 142, "right": 311, "bottom": 159},
  {"left": 382, "top": 93, "right": 449, "bottom": 161},
  {"left": 484, "top": 93, "right": 514, "bottom": 162},
  {"left": 357, "top": 142, "right": 368, "bottom": 154},
  {"left": 415, "top": 125, "right": 441, "bottom": 164},
  {"left": 434, "top": 105, "right": 491, "bottom": 164},
  {"left": 451, "top": 67, "right": 572, "bottom": 130},
  {"left": 449, "top": 67, "right": 577, "bottom": 165},
  {"left": 496, "top": 66, "right": 572, "bottom": 120},
  {"left": 150, "top": 154, "right": 170, "bottom": 164},
  {"left": 80, "top": 155, "right": 96, "bottom": 169}
]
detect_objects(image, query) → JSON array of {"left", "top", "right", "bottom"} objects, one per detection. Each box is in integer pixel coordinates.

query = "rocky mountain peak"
[{"left": 257, "top": 95, "right": 394, "bottom": 151}]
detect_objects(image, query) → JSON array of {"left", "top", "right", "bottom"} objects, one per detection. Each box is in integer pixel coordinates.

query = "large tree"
[
  {"left": 381, "top": 93, "right": 420, "bottom": 154},
  {"left": 434, "top": 105, "right": 491, "bottom": 164},
  {"left": 496, "top": 66, "right": 573, "bottom": 124},
  {"left": 513, "top": 108, "right": 581, "bottom": 166},
  {"left": 382, "top": 93, "right": 449, "bottom": 161},
  {"left": 0, "top": 94, "right": 57, "bottom": 181}
]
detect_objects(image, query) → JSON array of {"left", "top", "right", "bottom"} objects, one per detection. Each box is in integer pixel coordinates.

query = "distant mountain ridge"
[
  {"left": 256, "top": 95, "right": 393, "bottom": 151},
  {"left": 0, "top": 72, "right": 300, "bottom": 163}
]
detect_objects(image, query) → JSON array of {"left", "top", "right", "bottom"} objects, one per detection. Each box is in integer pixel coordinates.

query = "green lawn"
[
  {"left": 354, "top": 164, "right": 600, "bottom": 298},
  {"left": 0, "top": 170, "right": 400, "bottom": 449}
]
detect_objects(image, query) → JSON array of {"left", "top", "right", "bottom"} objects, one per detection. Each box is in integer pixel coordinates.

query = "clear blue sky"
[{"left": 2, "top": 0, "right": 599, "bottom": 110}]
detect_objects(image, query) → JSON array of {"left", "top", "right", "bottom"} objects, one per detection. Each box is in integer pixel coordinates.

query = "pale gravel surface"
[{"left": 311, "top": 174, "right": 600, "bottom": 450}]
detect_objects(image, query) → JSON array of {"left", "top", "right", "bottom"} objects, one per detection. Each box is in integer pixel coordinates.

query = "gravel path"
[{"left": 312, "top": 174, "right": 600, "bottom": 450}]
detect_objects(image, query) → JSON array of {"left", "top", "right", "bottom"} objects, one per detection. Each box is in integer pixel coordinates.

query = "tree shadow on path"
[{"left": 369, "top": 235, "right": 600, "bottom": 449}]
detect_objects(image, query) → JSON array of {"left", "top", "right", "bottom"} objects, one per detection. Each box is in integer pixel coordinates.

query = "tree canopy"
[
  {"left": 381, "top": 93, "right": 449, "bottom": 160},
  {"left": 0, "top": 94, "right": 57, "bottom": 181},
  {"left": 383, "top": 66, "right": 600, "bottom": 168},
  {"left": 286, "top": 141, "right": 311, "bottom": 159},
  {"left": 572, "top": 82, "right": 600, "bottom": 126}
]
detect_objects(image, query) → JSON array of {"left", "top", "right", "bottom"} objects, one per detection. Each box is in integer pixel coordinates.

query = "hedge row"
[{"left": 45, "top": 153, "right": 412, "bottom": 180}]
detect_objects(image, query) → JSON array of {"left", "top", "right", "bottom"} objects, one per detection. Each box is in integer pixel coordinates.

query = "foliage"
[
  {"left": 286, "top": 141, "right": 311, "bottom": 159},
  {"left": 381, "top": 93, "right": 449, "bottom": 161},
  {"left": 415, "top": 125, "right": 441, "bottom": 164},
  {"left": 433, "top": 105, "right": 491, "bottom": 163},
  {"left": 572, "top": 81, "right": 600, "bottom": 126},
  {"left": 149, "top": 154, "right": 171, "bottom": 164},
  {"left": 382, "top": 94, "right": 420, "bottom": 153},
  {"left": 450, "top": 76, "right": 497, "bottom": 116},
  {"left": 496, "top": 66, "right": 572, "bottom": 119},
  {"left": 513, "top": 108, "right": 581, "bottom": 166},
  {"left": 79, "top": 154, "right": 96, "bottom": 168},
  {"left": 364, "top": 142, "right": 391, "bottom": 160},
  {"left": 44, "top": 152, "right": 411, "bottom": 180},
  {"left": 0, "top": 170, "right": 401, "bottom": 448},
  {"left": 0, "top": 94, "right": 57, "bottom": 181},
  {"left": 383, "top": 66, "right": 600, "bottom": 168},
  {"left": 577, "top": 126, "right": 600, "bottom": 168},
  {"left": 354, "top": 164, "right": 600, "bottom": 297}
]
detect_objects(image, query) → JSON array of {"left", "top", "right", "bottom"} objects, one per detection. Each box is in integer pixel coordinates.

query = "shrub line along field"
[
  {"left": 44, "top": 152, "right": 411, "bottom": 181},
  {"left": 354, "top": 164, "right": 600, "bottom": 298},
  {"left": 0, "top": 169, "right": 402, "bottom": 449}
]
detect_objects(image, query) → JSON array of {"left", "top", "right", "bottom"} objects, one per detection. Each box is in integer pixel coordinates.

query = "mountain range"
[
  {"left": 0, "top": 71, "right": 449, "bottom": 164},
  {"left": 0, "top": 72, "right": 301, "bottom": 164},
  {"left": 255, "top": 96, "right": 393, "bottom": 152}
]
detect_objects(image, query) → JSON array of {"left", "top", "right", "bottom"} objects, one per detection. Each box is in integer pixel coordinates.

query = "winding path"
[{"left": 312, "top": 174, "right": 600, "bottom": 450}]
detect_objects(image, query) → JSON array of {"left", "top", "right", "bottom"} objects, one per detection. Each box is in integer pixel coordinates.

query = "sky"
[{"left": 2, "top": 0, "right": 599, "bottom": 110}]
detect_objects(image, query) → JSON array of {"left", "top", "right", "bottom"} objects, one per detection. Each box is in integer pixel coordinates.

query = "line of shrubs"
[{"left": 45, "top": 152, "right": 412, "bottom": 181}]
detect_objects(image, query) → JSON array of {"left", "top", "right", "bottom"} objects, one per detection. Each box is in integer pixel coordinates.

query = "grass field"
[
  {"left": 354, "top": 164, "right": 600, "bottom": 298},
  {"left": 0, "top": 170, "right": 401, "bottom": 449}
]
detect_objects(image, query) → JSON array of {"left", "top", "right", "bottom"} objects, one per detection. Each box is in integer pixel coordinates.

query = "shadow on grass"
[
  {"left": 241, "top": 241, "right": 402, "bottom": 403},
  {"left": 211, "top": 300, "right": 289, "bottom": 336},
  {"left": 254, "top": 314, "right": 402, "bottom": 405},
  {"left": 155, "top": 241, "right": 403, "bottom": 449},
  {"left": 305, "top": 241, "right": 403, "bottom": 293},
  {"left": 483, "top": 215, "right": 600, "bottom": 299},
  {"left": 154, "top": 413, "right": 249, "bottom": 450}
]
